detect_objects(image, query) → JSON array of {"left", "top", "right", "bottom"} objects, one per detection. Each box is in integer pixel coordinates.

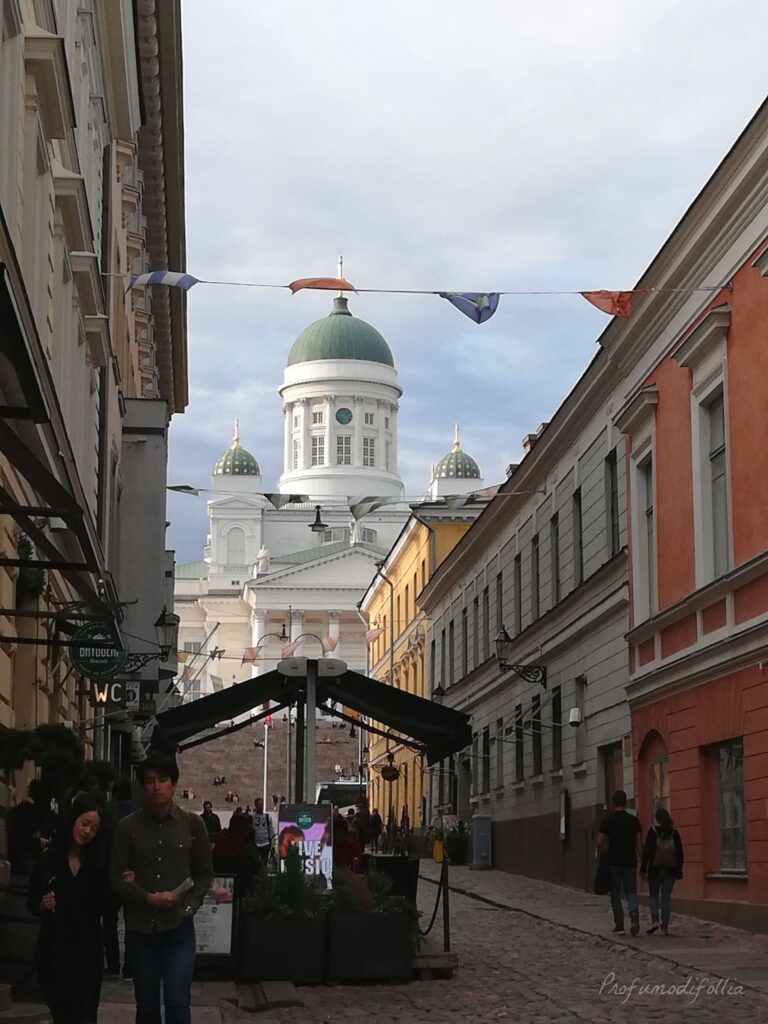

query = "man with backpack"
[
  {"left": 641, "top": 806, "right": 684, "bottom": 935},
  {"left": 596, "top": 790, "right": 643, "bottom": 936},
  {"left": 111, "top": 753, "right": 213, "bottom": 1024}
]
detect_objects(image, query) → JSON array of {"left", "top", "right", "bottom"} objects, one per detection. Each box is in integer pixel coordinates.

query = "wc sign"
[{"left": 89, "top": 679, "right": 128, "bottom": 709}]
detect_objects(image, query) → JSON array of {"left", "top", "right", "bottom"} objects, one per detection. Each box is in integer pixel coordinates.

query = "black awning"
[{"left": 153, "top": 668, "right": 471, "bottom": 766}]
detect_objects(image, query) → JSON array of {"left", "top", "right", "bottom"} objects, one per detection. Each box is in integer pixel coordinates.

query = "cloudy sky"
[{"left": 167, "top": 0, "right": 768, "bottom": 564}]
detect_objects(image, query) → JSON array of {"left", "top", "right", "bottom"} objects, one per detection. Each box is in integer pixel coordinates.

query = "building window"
[
  {"left": 311, "top": 435, "right": 325, "bottom": 466},
  {"left": 574, "top": 675, "right": 586, "bottom": 764},
  {"left": 717, "top": 741, "right": 745, "bottom": 871},
  {"left": 292, "top": 439, "right": 300, "bottom": 469},
  {"left": 385, "top": 440, "right": 391, "bottom": 471},
  {"left": 482, "top": 727, "right": 491, "bottom": 794},
  {"left": 550, "top": 513, "right": 560, "bottom": 605},
  {"left": 461, "top": 607, "right": 468, "bottom": 677},
  {"left": 448, "top": 620, "right": 455, "bottom": 685},
  {"left": 293, "top": 414, "right": 299, "bottom": 428},
  {"left": 600, "top": 742, "right": 624, "bottom": 806},
  {"left": 336, "top": 434, "right": 352, "bottom": 465},
  {"left": 430, "top": 639, "right": 436, "bottom": 693},
  {"left": 496, "top": 572, "right": 503, "bottom": 635},
  {"left": 531, "top": 695, "right": 542, "bottom": 776},
  {"left": 649, "top": 756, "right": 669, "bottom": 819},
  {"left": 385, "top": 416, "right": 390, "bottom": 429},
  {"left": 421, "top": 559, "right": 426, "bottom": 591},
  {"left": 365, "top": 412, "right": 374, "bottom": 425},
  {"left": 227, "top": 527, "right": 246, "bottom": 564},
  {"left": 531, "top": 535, "right": 540, "bottom": 620},
  {"left": 573, "top": 488, "right": 583, "bottom": 585},
  {"left": 551, "top": 686, "right": 562, "bottom": 771},
  {"left": 312, "top": 410, "right": 323, "bottom": 425},
  {"left": 495, "top": 718, "right": 504, "bottom": 789},
  {"left": 513, "top": 555, "right": 522, "bottom": 634},
  {"left": 641, "top": 455, "right": 656, "bottom": 617},
  {"left": 471, "top": 734, "right": 479, "bottom": 796},
  {"left": 472, "top": 596, "right": 479, "bottom": 669},
  {"left": 440, "top": 628, "right": 446, "bottom": 685},
  {"left": 708, "top": 391, "right": 729, "bottom": 579},
  {"left": 360, "top": 527, "right": 377, "bottom": 544},
  {"left": 363, "top": 436, "right": 375, "bottom": 467},
  {"left": 606, "top": 449, "right": 620, "bottom": 557},
  {"left": 482, "top": 586, "right": 489, "bottom": 661},
  {"left": 514, "top": 704, "right": 524, "bottom": 782},
  {"left": 183, "top": 641, "right": 202, "bottom": 655}
]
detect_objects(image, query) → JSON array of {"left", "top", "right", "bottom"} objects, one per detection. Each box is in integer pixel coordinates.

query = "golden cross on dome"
[
  {"left": 337, "top": 253, "right": 344, "bottom": 297},
  {"left": 233, "top": 419, "right": 241, "bottom": 448},
  {"left": 453, "top": 423, "right": 461, "bottom": 452}
]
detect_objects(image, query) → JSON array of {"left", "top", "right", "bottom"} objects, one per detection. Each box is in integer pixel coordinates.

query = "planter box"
[
  {"left": 327, "top": 913, "right": 413, "bottom": 982},
  {"left": 366, "top": 856, "right": 420, "bottom": 903},
  {"left": 238, "top": 908, "right": 326, "bottom": 985}
]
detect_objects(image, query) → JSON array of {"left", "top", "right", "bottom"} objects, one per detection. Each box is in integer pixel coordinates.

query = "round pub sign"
[{"left": 71, "top": 621, "right": 127, "bottom": 679}]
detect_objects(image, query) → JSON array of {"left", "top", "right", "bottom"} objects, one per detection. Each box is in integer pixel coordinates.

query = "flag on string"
[
  {"left": 282, "top": 639, "right": 302, "bottom": 658},
  {"left": 444, "top": 493, "right": 479, "bottom": 509},
  {"left": 241, "top": 647, "right": 259, "bottom": 666},
  {"left": 439, "top": 292, "right": 500, "bottom": 324},
  {"left": 321, "top": 635, "right": 338, "bottom": 654},
  {"left": 128, "top": 271, "right": 200, "bottom": 291},
  {"left": 581, "top": 291, "right": 633, "bottom": 318},
  {"left": 263, "top": 493, "right": 311, "bottom": 509},
  {"left": 349, "top": 496, "right": 397, "bottom": 520},
  {"left": 210, "top": 674, "right": 223, "bottom": 691},
  {"left": 167, "top": 485, "right": 201, "bottom": 496},
  {"left": 288, "top": 277, "right": 356, "bottom": 294},
  {"left": 177, "top": 650, "right": 189, "bottom": 663},
  {"left": 180, "top": 665, "right": 194, "bottom": 683},
  {"left": 365, "top": 628, "right": 384, "bottom": 644}
]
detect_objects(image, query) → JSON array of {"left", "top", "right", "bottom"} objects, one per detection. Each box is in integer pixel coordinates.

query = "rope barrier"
[{"left": 419, "top": 861, "right": 445, "bottom": 937}]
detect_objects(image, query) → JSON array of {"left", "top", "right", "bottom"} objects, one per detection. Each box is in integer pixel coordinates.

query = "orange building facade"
[{"left": 612, "top": 102, "right": 768, "bottom": 930}]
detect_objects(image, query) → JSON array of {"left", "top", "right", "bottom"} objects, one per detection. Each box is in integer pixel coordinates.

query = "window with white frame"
[
  {"left": 641, "top": 455, "right": 656, "bottom": 617},
  {"left": 311, "top": 435, "right": 325, "bottom": 466},
  {"left": 293, "top": 414, "right": 300, "bottom": 428},
  {"left": 716, "top": 740, "right": 745, "bottom": 872},
  {"left": 707, "top": 390, "right": 729, "bottom": 579},
  {"left": 312, "top": 409, "right": 323, "bottom": 425},
  {"left": 385, "top": 440, "right": 391, "bottom": 471},
  {"left": 364, "top": 412, "right": 374, "bottom": 426},
  {"left": 292, "top": 438, "right": 300, "bottom": 469},
  {"left": 385, "top": 416, "right": 390, "bottom": 429},
  {"left": 336, "top": 434, "right": 352, "bottom": 465},
  {"left": 363, "top": 436, "right": 375, "bottom": 467}
]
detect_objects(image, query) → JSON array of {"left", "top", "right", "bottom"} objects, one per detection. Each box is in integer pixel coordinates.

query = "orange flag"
[
  {"left": 581, "top": 290, "right": 633, "bottom": 318},
  {"left": 321, "top": 635, "right": 338, "bottom": 653},
  {"left": 241, "top": 647, "right": 259, "bottom": 666},
  {"left": 365, "top": 628, "right": 384, "bottom": 644},
  {"left": 288, "top": 277, "right": 356, "bottom": 294},
  {"left": 281, "top": 639, "right": 302, "bottom": 658}
]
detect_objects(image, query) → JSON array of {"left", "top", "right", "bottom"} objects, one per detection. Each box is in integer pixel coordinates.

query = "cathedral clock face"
[{"left": 335, "top": 407, "right": 353, "bottom": 425}]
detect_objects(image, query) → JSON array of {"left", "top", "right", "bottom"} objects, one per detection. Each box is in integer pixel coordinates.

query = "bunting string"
[{"left": 125, "top": 270, "right": 729, "bottom": 324}]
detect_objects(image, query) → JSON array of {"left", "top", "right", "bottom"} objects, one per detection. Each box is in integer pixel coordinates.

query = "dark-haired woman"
[
  {"left": 640, "top": 806, "right": 684, "bottom": 935},
  {"left": 28, "top": 794, "right": 108, "bottom": 1024}
]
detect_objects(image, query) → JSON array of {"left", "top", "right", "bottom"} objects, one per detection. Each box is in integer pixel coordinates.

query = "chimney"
[{"left": 521, "top": 433, "right": 538, "bottom": 455}]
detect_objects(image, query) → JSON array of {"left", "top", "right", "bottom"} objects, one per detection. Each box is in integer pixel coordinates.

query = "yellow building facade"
[{"left": 361, "top": 508, "right": 486, "bottom": 829}]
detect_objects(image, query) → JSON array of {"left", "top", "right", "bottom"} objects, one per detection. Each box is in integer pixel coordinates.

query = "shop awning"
[{"left": 153, "top": 668, "right": 471, "bottom": 765}]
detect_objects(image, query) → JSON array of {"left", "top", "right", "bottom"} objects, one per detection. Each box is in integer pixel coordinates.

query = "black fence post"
[{"left": 442, "top": 856, "right": 450, "bottom": 952}]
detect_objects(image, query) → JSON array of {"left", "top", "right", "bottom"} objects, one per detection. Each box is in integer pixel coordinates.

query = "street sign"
[
  {"left": 71, "top": 621, "right": 127, "bottom": 679},
  {"left": 124, "top": 682, "right": 140, "bottom": 712}
]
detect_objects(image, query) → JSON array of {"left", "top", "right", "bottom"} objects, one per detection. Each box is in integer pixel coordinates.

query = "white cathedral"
[{"left": 174, "top": 294, "right": 485, "bottom": 698}]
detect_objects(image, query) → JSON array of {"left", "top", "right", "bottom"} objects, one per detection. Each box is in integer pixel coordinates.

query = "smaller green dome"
[
  {"left": 434, "top": 426, "right": 482, "bottom": 480},
  {"left": 213, "top": 424, "right": 260, "bottom": 476}
]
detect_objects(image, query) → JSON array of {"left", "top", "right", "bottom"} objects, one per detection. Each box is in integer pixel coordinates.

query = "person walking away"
[
  {"left": 596, "top": 790, "right": 643, "bottom": 936},
  {"left": 641, "top": 807, "right": 684, "bottom": 935},
  {"left": 104, "top": 779, "right": 136, "bottom": 978},
  {"left": 28, "top": 794, "right": 108, "bottom": 1024},
  {"left": 370, "top": 807, "right": 383, "bottom": 853},
  {"left": 111, "top": 753, "right": 213, "bottom": 1024},
  {"left": 353, "top": 797, "right": 372, "bottom": 849},
  {"left": 201, "top": 800, "right": 222, "bottom": 838},
  {"left": 251, "top": 797, "right": 273, "bottom": 865}
]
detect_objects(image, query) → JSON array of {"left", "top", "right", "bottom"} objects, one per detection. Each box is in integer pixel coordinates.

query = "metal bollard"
[{"left": 442, "top": 856, "right": 450, "bottom": 952}]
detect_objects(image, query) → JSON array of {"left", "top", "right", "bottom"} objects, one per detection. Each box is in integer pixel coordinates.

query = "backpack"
[{"left": 653, "top": 830, "right": 677, "bottom": 868}]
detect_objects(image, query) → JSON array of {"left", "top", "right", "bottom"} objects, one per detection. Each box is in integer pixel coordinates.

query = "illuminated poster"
[
  {"left": 195, "top": 875, "right": 235, "bottom": 955},
  {"left": 277, "top": 804, "right": 333, "bottom": 890}
]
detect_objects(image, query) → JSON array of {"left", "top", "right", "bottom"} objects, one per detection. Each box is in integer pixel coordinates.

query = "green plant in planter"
[
  {"left": 15, "top": 534, "right": 46, "bottom": 606},
  {"left": 246, "top": 842, "right": 326, "bottom": 919},
  {"left": 444, "top": 820, "right": 471, "bottom": 865}
]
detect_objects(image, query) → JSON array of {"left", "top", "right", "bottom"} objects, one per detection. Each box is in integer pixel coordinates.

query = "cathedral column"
[
  {"left": 324, "top": 396, "right": 334, "bottom": 466},
  {"left": 391, "top": 402, "right": 399, "bottom": 477},
  {"left": 291, "top": 608, "right": 304, "bottom": 644},
  {"left": 377, "top": 400, "right": 387, "bottom": 470},
  {"left": 251, "top": 610, "right": 266, "bottom": 677},
  {"left": 327, "top": 610, "right": 340, "bottom": 652},
  {"left": 283, "top": 404, "right": 292, "bottom": 473},
  {"left": 300, "top": 399, "right": 310, "bottom": 470}
]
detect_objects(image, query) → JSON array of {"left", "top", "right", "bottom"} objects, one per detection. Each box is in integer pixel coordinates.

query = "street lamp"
[
  {"left": 309, "top": 506, "right": 328, "bottom": 533},
  {"left": 154, "top": 607, "right": 181, "bottom": 660},
  {"left": 494, "top": 626, "right": 547, "bottom": 686}
]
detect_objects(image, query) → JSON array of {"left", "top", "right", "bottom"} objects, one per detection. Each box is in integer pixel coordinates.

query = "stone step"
[
  {"left": 0, "top": 987, "right": 10, "bottom": 1013},
  {"left": 0, "top": 1006, "right": 50, "bottom": 1024}
]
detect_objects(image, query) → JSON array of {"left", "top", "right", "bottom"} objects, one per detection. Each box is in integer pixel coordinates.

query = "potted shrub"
[
  {"left": 237, "top": 845, "right": 327, "bottom": 985},
  {"left": 326, "top": 870, "right": 417, "bottom": 983},
  {"left": 444, "top": 820, "right": 470, "bottom": 865}
]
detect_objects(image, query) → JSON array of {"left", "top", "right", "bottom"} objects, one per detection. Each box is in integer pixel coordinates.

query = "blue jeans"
[
  {"left": 130, "top": 918, "right": 196, "bottom": 1024},
  {"left": 609, "top": 866, "right": 638, "bottom": 928},
  {"left": 649, "top": 872, "right": 676, "bottom": 928}
]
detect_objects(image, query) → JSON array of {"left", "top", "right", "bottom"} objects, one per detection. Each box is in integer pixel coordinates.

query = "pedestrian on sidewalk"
[
  {"left": 641, "top": 807, "right": 684, "bottom": 936},
  {"left": 596, "top": 790, "right": 643, "bottom": 937},
  {"left": 28, "top": 793, "right": 108, "bottom": 1024},
  {"left": 201, "top": 800, "right": 222, "bottom": 837},
  {"left": 111, "top": 753, "right": 213, "bottom": 1024},
  {"left": 251, "top": 797, "right": 273, "bottom": 865}
]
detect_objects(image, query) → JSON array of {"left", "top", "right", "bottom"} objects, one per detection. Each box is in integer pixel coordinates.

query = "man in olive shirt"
[{"left": 112, "top": 753, "right": 213, "bottom": 1024}]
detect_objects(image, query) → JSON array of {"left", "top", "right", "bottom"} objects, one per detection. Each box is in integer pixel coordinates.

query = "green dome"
[
  {"left": 435, "top": 449, "right": 482, "bottom": 479},
  {"left": 213, "top": 439, "right": 260, "bottom": 476},
  {"left": 287, "top": 296, "right": 394, "bottom": 367}
]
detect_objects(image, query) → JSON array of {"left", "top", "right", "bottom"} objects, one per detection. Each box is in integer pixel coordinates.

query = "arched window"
[
  {"left": 639, "top": 729, "right": 669, "bottom": 821},
  {"left": 227, "top": 527, "right": 246, "bottom": 565}
]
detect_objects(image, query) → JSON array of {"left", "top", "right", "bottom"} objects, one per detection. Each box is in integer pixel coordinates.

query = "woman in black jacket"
[
  {"left": 27, "top": 793, "right": 109, "bottom": 1024},
  {"left": 640, "top": 806, "right": 684, "bottom": 935}
]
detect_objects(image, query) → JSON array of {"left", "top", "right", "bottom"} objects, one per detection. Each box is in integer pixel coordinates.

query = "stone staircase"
[{"left": 177, "top": 718, "right": 359, "bottom": 811}]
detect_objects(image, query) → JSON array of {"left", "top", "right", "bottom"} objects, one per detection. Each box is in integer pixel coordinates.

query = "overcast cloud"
[{"left": 167, "top": 0, "right": 768, "bottom": 563}]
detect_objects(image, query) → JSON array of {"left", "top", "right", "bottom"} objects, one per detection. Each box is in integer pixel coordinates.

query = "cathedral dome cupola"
[
  {"left": 287, "top": 296, "right": 395, "bottom": 367},
  {"left": 213, "top": 421, "right": 260, "bottom": 476},
  {"left": 434, "top": 424, "right": 482, "bottom": 480}
]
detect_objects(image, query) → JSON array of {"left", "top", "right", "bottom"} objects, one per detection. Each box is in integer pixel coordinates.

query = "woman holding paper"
[{"left": 28, "top": 793, "right": 109, "bottom": 1024}]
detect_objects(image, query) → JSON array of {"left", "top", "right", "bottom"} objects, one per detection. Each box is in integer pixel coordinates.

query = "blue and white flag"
[
  {"left": 439, "top": 292, "right": 500, "bottom": 324},
  {"left": 128, "top": 271, "right": 200, "bottom": 291}
]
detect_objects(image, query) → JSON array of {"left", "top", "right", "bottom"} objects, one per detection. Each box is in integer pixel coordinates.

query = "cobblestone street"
[{"left": 95, "top": 865, "right": 768, "bottom": 1024}]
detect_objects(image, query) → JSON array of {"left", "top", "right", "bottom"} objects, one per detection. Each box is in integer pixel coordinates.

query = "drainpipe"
[{"left": 355, "top": 602, "right": 369, "bottom": 786}]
